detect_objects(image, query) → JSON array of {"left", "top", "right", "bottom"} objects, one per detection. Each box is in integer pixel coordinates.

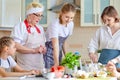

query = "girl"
[
  {"left": 0, "top": 36, "right": 39, "bottom": 77},
  {"left": 106, "top": 61, "right": 120, "bottom": 79},
  {"left": 44, "top": 3, "right": 76, "bottom": 69}
]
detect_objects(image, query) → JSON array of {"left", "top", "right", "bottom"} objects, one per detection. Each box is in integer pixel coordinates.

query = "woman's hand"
[
  {"left": 89, "top": 53, "right": 98, "bottom": 63},
  {"left": 39, "top": 45, "right": 46, "bottom": 54},
  {"left": 33, "top": 45, "right": 46, "bottom": 54},
  {"left": 33, "top": 47, "right": 42, "bottom": 53},
  {"left": 53, "top": 61, "right": 59, "bottom": 67},
  {"left": 41, "top": 46, "right": 46, "bottom": 54}
]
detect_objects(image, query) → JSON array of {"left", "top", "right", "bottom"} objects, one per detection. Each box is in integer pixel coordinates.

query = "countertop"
[{"left": 0, "top": 27, "right": 12, "bottom": 31}]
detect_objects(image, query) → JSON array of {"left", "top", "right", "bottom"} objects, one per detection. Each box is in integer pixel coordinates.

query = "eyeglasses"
[{"left": 33, "top": 13, "right": 44, "bottom": 18}]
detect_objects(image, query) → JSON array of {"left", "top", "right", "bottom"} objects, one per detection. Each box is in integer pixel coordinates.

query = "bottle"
[
  {"left": 74, "top": 51, "right": 80, "bottom": 56},
  {"left": 74, "top": 51, "right": 82, "bottom": 70}
]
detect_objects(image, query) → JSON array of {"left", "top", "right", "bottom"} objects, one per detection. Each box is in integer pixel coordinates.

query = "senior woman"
[{"left": 11, "top": 2, "right": 46, "bottom": 70}]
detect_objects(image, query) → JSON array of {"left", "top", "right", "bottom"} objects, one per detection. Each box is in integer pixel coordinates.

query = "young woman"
[
  {"left": 0, "top": 36, "right": 40, "bottom": 77},
  {"left": 11, "top": 2, "right": 46, "bottom": 70},
  {"left": 88, "top": 6, "right": 120, "bottom": 67},
  {"left": 44, "top": 3, "right": 76, "bottom": 69}
]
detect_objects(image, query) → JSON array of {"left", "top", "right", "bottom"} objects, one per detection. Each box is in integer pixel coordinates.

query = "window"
[{"left": 21, "top": 0, "right": 47, "bottom": 25}]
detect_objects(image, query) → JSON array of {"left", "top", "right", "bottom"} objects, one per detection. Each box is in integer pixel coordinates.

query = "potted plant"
[{"left": 60, "top": 52, "right": 81, "bottom": 71}]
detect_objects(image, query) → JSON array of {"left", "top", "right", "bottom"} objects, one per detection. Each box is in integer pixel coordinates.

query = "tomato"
[
  {"left": 57, "top": 66, "right": 65, "bottom": 71},
  {"left": 50, "top": 66, "right": 65, "bottom": 72},
  {"left": 50, "top": 66, "right": 65, "bottom": 78},
  {"left": 50, "top": 66, "right": 58, "bottom": 72}
]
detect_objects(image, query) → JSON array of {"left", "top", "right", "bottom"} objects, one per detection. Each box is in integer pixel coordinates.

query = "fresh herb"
[{"left": 60, "top": 52, "right": 81, "bottom": 70}]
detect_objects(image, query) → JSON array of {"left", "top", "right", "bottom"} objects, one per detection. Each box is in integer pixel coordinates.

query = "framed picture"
[{"left": 21, "top": 0, "right": 48, "bottom": 26}]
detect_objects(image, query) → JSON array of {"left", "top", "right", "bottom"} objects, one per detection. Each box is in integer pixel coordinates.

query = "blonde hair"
[
  {"left": 101, "top": 6, "right": 120, "bottom": 23},
  {"left": 26, "top": 2, "right": 43, "bottom": 11},
  {"left": 59, "top": 3, "right": 76, "bottom": 24},
  {"left": 0, "top": 36, "right": 14, "bottom": 53}
]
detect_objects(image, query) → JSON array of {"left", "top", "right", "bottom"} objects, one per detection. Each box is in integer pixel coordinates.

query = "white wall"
[{"left": 113, "top": 0, "right": 120, "bottom": 16}]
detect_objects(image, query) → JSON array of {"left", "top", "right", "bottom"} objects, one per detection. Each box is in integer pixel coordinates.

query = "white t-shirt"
[
  {"left": 45, "top": 18, "right": 74, "bottom": 41},
  {"left": 11, "top": 21, "right": 45, "bottom": 45},
  {"left": 0, "top": 56, "right": 16, "bottom": 68},
  {"left": 88, "top": 26, "right": 120, "bottom": 53}
]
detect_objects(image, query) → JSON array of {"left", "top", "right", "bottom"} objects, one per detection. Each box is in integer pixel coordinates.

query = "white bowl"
[
  {"left": 43, "top": 72, "right": 55, "bottom": 79},
  {"left": 97, "top": 71, "right": 107, "bottom": 78}
]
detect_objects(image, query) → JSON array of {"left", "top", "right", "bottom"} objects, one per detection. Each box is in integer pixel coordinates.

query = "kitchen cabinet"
[
  {"left": 0, "top": 0, "right": 21, "bottom": 28},
  {"left": 80, "top": 0, "right": 113, "bottom": 26},
  {"left": 0, "top": 0, "right": 48, "bottom": 30}
]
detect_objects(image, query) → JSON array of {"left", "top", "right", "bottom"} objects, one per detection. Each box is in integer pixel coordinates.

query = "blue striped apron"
[
  {"left": 98, "top": 49, "right": 120, "bottom": 68},
  {"left": 44, "top": 36, "right": 68, "bottom": 69}
]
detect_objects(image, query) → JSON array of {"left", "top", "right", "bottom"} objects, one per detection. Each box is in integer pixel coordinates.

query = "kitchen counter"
[{"left": 0, "top": 27, "right": 13, "bottom": 31}]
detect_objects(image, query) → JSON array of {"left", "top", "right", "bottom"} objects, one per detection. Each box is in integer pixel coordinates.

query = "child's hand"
[
  {"left": 106, "top": 61, "right": 118, "bottom": 77},
  {"left": 29, "top": 70, "right": 40, "bottom": 75},
  {"left": 34, "top": 70, "right": 41, "bottom": 75}
]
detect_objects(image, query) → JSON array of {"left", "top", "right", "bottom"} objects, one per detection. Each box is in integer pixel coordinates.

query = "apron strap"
[
  {"left": 7, "top": 58, "right": 10, "bottom": 66},
  {"left": 0, "top": 58, "right": 10, "bottom": 67},
  {"left": 24, "top": 19, "right": 41, "bottom": 33}
]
